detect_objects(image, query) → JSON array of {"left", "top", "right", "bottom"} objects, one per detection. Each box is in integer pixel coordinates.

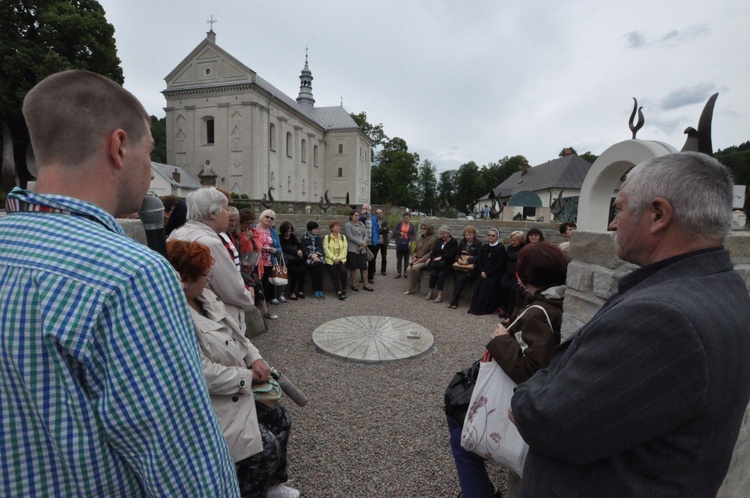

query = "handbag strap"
[{"left": 507, "top": 304, "right": 553, "bottom": 332}]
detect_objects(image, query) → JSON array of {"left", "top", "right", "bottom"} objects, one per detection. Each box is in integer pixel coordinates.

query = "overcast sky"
[{"left": 98, "top": 0, "right": 749, "bottom": 172}]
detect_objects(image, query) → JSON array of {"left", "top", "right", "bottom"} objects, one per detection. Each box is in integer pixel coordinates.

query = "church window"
[
  {"left": 313, "top": 145, "right": 318, "bottom": 167},
  {"left": 338, "top": 144, "right": 343, "bottom": 154},
  {"left": 338, "top": 167, "right": 343, "bottom": 177},
  {"left": 269, "top": 123, "right": 276, "bottom": 151},
  {"left": 204, "top": 117, "right": 215, "bottom": 145},
  {"left": 301, "top": 139, "right": 307, "bottom": 163},
  {"left": 286, "top": 132, "right": 293, "bottom": 157}
]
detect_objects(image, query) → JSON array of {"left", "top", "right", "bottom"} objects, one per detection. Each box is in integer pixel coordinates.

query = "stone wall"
[{"left": 566, "top": 230, "right": 750, "bottom": 497}]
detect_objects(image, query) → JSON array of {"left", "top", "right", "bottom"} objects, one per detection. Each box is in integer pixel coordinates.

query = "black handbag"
[{"left": 444, "top": 358, "right": 482, "bottom": 424}]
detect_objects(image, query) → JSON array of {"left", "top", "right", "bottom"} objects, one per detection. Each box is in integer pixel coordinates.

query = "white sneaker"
[
  {"left": 266, "top": 484, "right": 300, "bottom": 498},
  {"left": 270, "top": 299, "right": 280, "bottom": 305},
  {"left": 278, "top": 295, "right": 287, "bottom": 303}
]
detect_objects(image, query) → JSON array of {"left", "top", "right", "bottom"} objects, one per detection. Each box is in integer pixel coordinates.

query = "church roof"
[
  {"left": 492, "top": 155, "right": 592, "bottom": 198},
  {"left": 151, "top": 162, "right": 202, "bottom": 189},
  {"left": 313, "top": 106, "right": 360, "bottom": 130}
]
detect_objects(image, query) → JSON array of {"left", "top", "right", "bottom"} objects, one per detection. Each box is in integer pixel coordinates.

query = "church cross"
[{"left": 207, "top": 15, "right": 218, "bottom": 31}]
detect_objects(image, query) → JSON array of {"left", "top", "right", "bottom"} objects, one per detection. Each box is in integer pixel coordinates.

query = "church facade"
[{"left": 163, "top": 30, "right": 372, "bottom": 205}]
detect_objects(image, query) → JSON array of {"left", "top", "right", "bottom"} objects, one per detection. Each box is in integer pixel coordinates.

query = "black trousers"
[{"left": 367, "top": 244, "right": 387, "bottom": 278}]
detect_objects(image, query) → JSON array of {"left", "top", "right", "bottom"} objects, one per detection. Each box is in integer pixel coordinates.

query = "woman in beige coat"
[{"left": 167, "top": 239, "right": 298, "bottom": 498}]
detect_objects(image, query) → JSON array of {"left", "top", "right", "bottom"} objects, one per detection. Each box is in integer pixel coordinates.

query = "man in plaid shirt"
[{"left": 0, "top": 71, "right": 239, "bottom": 496}]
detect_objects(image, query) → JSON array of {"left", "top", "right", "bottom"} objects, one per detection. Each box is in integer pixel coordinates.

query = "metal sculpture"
[
  {"left": 261, "top": 186, "right": 275, "bottom": 209},
  {"left": 437, "top": 194, "right": 451, "bottom": 214},
  {"left": 318, "top": 189, "right": 332, "bottom": 213},
  {"left": 681, "top": 93, "right": 718, "bottom": 155},
  {"left": 629, "top": 97, "right": 645, "bottom": 139}
]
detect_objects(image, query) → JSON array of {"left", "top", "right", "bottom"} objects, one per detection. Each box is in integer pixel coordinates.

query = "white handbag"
[{"left": 460, "top": 305, "right": 553, "bottom": 477}]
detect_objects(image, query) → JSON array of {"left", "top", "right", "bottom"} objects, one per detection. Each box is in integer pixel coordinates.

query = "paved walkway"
[{"left": 252, "top": 247, "right": 510, "bottom": 497}]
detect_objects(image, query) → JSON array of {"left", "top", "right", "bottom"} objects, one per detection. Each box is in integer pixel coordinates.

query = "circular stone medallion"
[{"left": 312, "top": 315, "right": 434, "bottom": 363}]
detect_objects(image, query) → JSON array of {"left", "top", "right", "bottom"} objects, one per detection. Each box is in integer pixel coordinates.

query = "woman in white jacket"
[
  {"left": 167, "top": 239, "right": 298, "bottom": 498},
  {"left": 168, "top": 187, "right": 258, "bottom": 330}
]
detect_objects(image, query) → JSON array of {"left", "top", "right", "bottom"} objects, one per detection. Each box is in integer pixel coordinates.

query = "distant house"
[
  {"left": 481, "top": 153, "right": 597, "bottom": 222},
  {"left": 149, "top": 162, "right": 202, "bottom": 197}
]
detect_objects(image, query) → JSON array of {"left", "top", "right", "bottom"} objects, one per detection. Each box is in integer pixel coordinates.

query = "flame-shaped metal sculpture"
[
  {"left": 261, "top": 186, "right": 275, "bottom": 208},
  {"left": 629, "top": 98, "right": 645, "bottom": 139},
  {"left": 550, "top": 190, "right": 566, "bottom": 216},
  {"left": 681, "top": 93, "right": 718, "bottom": 155},
  {"left": 318, "top": 189, "right": 332, "bottom": 213},
  {"left": 437, "top": 194, "right": 451, "bottom": 213}
]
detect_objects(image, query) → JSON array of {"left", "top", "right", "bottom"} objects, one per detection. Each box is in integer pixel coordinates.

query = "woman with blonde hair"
[{"left": 256, "top": 209, "right": 283, "bottom": 309}]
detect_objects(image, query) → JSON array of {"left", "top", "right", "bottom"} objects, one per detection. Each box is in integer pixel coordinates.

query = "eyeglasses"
[
  {"left": 420, "top": 227, "right": 427, "bottom": 230},
  {"left": 265, "top": 216, "right": 275, "bottom": 221},
  {"left": 202, "top": 273, "right": 214, "bottom": 282},
  {"left": 487, "top": 233, "right": 497, "bottom": 237}
]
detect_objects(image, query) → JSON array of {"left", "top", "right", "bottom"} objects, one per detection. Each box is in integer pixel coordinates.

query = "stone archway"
[{"left": 577, "top": 139, "right": 677, "bottom": 232}]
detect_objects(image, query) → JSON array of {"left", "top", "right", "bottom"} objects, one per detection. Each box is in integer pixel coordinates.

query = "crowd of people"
[{"left": 3, "top": 69, "right": 748, "bottom": 498}]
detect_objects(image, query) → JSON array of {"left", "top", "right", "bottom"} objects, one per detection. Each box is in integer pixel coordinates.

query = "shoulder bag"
[
  {"left": 459, "top": 305, "right": 553, "bottom": 477},
  {"left": 269, "top": 252, "right": 288, "bottom": 286}
]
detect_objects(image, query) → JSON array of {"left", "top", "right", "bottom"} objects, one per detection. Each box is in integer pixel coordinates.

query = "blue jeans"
[{"left": 447, "top": 416, "right": 495, "bottom": 498}]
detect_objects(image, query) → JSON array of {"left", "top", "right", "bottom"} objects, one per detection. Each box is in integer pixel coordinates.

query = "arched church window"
[
  {"left": 338, "top": 144, "right": 343, "bottom": 154},
  {"left": 313, "top": 145, "right": 318, "bottom": 167},
  {"left": 301, "top": 139, "right": 307, "bottom": 163},
  {"left": 286, "top": 132, "right": 293, "bottom": 157},
  {"left": 269, "top": 123, "right": 276, "bottom": 151}
]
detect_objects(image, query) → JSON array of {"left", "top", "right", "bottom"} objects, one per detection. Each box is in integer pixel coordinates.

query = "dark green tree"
[
  {"left": 478, "top": 155, "right": 525, "bottom": 201},
  {"left": 558, "top": 146, "right": 578, "bottom": 157},
  {"left": 715, "top": 141, "right": 750, "bottom": 186},
  {"left": 0, "top": 0, "right": 122, "bottom": 189},
  {"left": 453, "top": 161, "right": 484, "bottom": 213},
  {"left": 579, "top": 151, "right": 599, "bottom": 164},
  {"left": 371, "top": 137, "right": 419, "bottom": 206},
  {"left": 416, "top": 159, "right": 438, "bottom": 214},
  {"left": 350, "top": 111, "right": 388, "bottom": 149},
  {"left": 150, "top": 115, "right": 167, "bottom": 163},
  {"left": 438, "top": 169, "right": 456, "bottom": 211}
]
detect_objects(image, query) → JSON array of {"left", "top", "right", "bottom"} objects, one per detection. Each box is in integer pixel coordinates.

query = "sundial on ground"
[{"left": 312, "top": 315, "right": 434, "bottom": 363}]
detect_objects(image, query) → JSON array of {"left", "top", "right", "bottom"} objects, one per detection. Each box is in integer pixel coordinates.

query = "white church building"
[{"left": 163, "top": 29, "right": 372, "bottom": 205}]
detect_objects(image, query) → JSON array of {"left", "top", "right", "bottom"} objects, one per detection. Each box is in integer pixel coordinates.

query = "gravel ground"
[{"left": 253, "top": 248, "right": 510, "bottom": 497}]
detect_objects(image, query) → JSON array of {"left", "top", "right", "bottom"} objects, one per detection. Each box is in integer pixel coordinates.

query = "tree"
[
  {"left": 416, "top": 159, "right": 437, "bottom": 213},
  {"left": 579, "top": 151, "right": 599, "bottom": 164},
  {"left": 0, "top": 0, "right": 122, "bottom": 190},
  {"left": 350, "top": 111, "right": 388, "bottom": 149},
  {"left": 150, "top": 116, "right": 167, "bottom": 163},
  {"left": 715, "top": 141, "right": 750, "bottom": 186},
  {"left": 453, "top": 161, "right": 484, "bottom": 213},
  {"left": 558, "top": 147, "right": 578, "bottom": 157},
  {"left": 371, "top": 137, "right": 419, "bottom": 206},
  {"left": 438, "top": 169, "right": 456, "bottom": 210}
]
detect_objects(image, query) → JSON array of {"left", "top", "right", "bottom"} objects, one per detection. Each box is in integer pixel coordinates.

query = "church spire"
[{"left": 296, "top": 47, "right": 315, "bottom": 109}]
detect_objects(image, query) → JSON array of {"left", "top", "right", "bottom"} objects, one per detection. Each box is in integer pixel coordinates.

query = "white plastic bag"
[{"left": 460, "top": 352, "right": 529, "bottom": 477}]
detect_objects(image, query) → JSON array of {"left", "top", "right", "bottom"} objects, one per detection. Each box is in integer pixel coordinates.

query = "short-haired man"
[
  {"left": 511, "top": 152, "right": 750, "bottom": 496},
  {"left": 557, "top": 221, "right": 576, "bottom": 260},
  {"left": 0, "top": 71, "right": 239, "bottom": 496}
]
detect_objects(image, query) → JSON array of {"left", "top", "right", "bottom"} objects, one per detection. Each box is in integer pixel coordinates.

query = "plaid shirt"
[{"left": 0, "top": 188, "right": 239, "bottom": 497}]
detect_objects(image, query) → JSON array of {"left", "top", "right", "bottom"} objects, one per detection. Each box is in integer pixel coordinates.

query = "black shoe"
[
  {"left": 395, "top": 274, "right": 401, "bottom": 279},
  {"left": 381, "top": 272, "right": 387, "bottom": 276},
  {"left": 367, "top": 279, "right": 374, "bottom": 284},
  {"left": 351, "top": 285, "right": 359, "bottom": 292},
  {"left": 337, "top": 292, "right": 346, "bottom": 300}
]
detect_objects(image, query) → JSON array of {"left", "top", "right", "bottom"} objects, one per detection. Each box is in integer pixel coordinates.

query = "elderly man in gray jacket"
[{"left": 512, "top": 152, "right": 750, "bottom": 497}]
